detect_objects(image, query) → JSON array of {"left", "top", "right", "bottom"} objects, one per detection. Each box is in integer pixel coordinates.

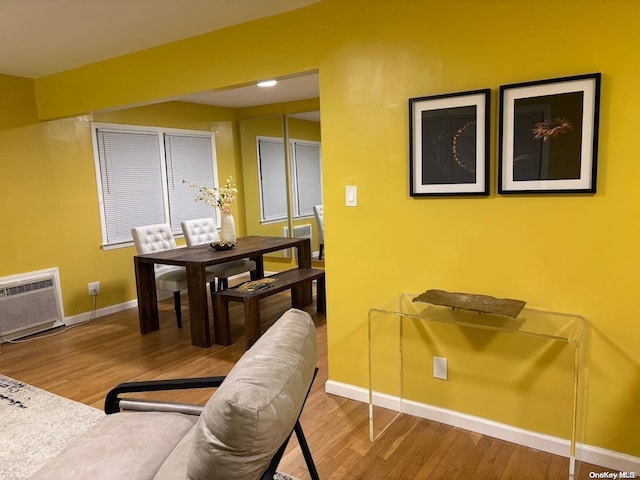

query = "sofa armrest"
[{"left": 105, "top": 376, "right": 226, "bottom": 414}]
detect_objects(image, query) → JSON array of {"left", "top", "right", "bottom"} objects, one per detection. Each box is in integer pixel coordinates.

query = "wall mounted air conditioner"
[{"left": 0, "top": 267, "right": 65, "bottom": 342}]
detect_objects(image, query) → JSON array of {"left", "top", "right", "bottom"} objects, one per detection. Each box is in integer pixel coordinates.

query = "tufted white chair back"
[
  {"left": 313, "top": 205, "right": 324, "bottom": 243},
  {"left": 130, "top": 223, "right": 192, "bottom": 327},
  {"left": 181, "top": 218, "right": 220, "bottom": 247},
  {"left": 131, "top": 223, "right": 177, "bottom": 254}
]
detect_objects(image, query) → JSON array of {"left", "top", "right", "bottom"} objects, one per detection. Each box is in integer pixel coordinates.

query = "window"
[
  {"left": 92, "top": 124, "right": 218, "bottom": 248},
  {"left": 258, "top": 137, "right": 322, "bottom": 222}
]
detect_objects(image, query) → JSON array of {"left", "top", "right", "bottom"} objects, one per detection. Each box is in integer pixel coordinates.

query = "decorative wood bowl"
[
  {"left": 210, "top": 241, "right": 236, "bottom": 251},
  {"left": 413, "top": 289, "right": 526, "bottom": 318}
]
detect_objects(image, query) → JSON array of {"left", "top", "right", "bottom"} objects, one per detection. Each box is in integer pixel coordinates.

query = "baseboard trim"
[
  {"left": 65, "top": 299, "right": 138, "bottom": 325},
  {"left": 64, "top": 271, "right": 257, "bottom": 326},
  {"left": 325, "top": 380, "right": 640, "bottom": 473}
]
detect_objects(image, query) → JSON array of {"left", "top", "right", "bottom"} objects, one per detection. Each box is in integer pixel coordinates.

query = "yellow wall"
[
  {"left": 3, "top": 0, "right": 639, "bottom": 457},
  {"left": 34, "top": 7, "right": 326, "bottom": 119},
  {"left": 317, "top": 0, "right": 640, "bottom": 456},
  {"left": 0, "top": 115, "right": 121, "bottom": 314},
  {"left": 0, "top": 102, "right": 242, "bottom": 316},
  {"left": 0, "top": 74, "right": 38, "bottom": 129}
]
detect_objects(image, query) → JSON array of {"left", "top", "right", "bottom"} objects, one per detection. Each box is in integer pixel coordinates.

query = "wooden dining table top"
[{"left": 134, "top": 235, "right": 310, "bottom": 266}]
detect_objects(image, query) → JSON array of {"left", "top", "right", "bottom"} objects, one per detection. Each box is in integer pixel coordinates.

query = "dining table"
[{"left": 133, "top": 235, "right": 312, "bottom": 347}]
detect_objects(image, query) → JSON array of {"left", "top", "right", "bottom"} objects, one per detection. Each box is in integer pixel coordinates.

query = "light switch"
[{"left": 346, "top": 185, "right": 358, "bottom": 206}]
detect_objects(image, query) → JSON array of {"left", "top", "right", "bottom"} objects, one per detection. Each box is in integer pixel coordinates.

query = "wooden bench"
[{"left": 213, "top": 268, "right": 326, "bottom": 348}]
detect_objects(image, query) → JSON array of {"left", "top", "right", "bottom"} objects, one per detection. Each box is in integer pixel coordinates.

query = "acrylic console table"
[{"left": 368, "top": 293, "right": 588, "bottom": 479}]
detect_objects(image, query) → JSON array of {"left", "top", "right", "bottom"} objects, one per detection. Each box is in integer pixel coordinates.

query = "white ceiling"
[
  {"left": 0, "top": 0, "right": 320, "bottom": 110},
  {"left": 0, "top": 0, "right": 318, "bottom": 78},
  {"left": 177, "top": 72, "right": 319, "bottom": 108}
]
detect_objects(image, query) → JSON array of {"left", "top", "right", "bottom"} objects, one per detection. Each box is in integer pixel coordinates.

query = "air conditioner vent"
[
  {"left": 282, "top": 224, "right": 312, "bottom": 258},
  {"left": 0, "top": 278, "right": 54, "bottom": 298}
]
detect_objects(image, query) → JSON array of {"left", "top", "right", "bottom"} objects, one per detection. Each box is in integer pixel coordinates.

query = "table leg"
[
  {"left": 185, "top": 262, "right": 212, "bottom": 348},
  {"left": 251, "top": 254, "right": 264, "bottom": 280},
  {"left": 296, "top": 239, "right": 313, "bottom": 306},
  {"left": 316, "top": 276, "right": 326, "bottom": 314},
  {"left": 212, "top": 294, "right": 232, "bottom": 346},
  {"left": 244, "top": 297, "right": 261, "bottom": 349},
  {"left": 135, "top": 259, "right": 159, "bottom": 334},
  {"left": 292, "top": 282, "right": 309, "bottom": 309},
  {"left": 297, "top": 239, "right": 312, "bottom": 268}
]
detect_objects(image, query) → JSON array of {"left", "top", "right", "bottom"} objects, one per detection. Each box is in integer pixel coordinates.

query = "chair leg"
[
  {"left": 209, "top": 280, "right": 217, "bottom": 312},
  {"left": 173, "top": 291, "right": 182, "bottom": 328},
  {"left": 294, "top": 421, "right": 319, "bottom": 480}
]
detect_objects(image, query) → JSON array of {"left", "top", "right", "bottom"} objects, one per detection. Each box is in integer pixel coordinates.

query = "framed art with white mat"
[
  {"left": 409, "top": 89, "right": 490, "bottom": 197},
  {"left": 498, "top": 73, "right": 601, "bottom": 194}
]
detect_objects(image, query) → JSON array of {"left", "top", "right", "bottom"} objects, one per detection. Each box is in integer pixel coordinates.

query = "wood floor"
[{"left": 0, "top": 285, "right": 607, "bottom": 479}]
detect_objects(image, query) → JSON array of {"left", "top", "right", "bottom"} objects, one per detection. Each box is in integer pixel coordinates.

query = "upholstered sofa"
[{"left": 31, "top": 308, "right": 319, "bottom": 480}]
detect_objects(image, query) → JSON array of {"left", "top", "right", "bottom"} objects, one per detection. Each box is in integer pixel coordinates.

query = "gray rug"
[
  {"left": 0, "top": 374, "right": 105, "bottom": 480},
  {"left": 274, "top": 474, "right": 299, "bottom": 480}
]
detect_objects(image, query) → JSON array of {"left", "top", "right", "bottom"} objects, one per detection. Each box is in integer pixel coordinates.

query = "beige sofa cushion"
[
  {"left": 187, "top": 308, "right": 317, "bottom": 480},
  {"left": 153, "top": 424, "right": 197, "bottom": 480},
  {"left": 30, "top": 412, "right": 198, "bottom": 480}
]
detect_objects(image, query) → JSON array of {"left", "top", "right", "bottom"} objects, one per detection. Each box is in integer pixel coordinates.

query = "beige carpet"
[{"left": 0, "top": 374, "right": 105, "bottom": 480}]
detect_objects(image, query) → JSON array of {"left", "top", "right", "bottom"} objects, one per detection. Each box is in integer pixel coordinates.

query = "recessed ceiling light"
[{"left": 257, "top": 80, "right": 277, "bottom": 88}]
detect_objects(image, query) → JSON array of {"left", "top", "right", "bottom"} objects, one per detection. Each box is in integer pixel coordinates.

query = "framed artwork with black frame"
[
  {"left": 498, "top": 73, "right": 601, "bottom": 194},
  {"left": 409, "top": 89, "right": 490, "bottom": 196}
]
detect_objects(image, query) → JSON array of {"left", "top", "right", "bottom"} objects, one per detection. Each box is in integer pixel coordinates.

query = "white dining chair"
[
  {"left": 131, "top": 223, "right": 216, "bottom": 328},
  {"left": 181, "top": 218, "right": 257, "bottom": 291},
  {"left": 313, "top": 205, "right": 324, "bottom": 260}
]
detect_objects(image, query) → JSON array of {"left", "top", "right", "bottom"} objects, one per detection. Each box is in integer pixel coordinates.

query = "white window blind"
[
  {"left": 259, "top": 139, "right": 288, "bottom": 221},
  {"left": 165, "top": 134, "right": 218, "bottom": 231},
  {"left": 93, "top": 124, "right": 217, "bottom": 247},
  {"left": 97, "top": 130, "right": 165, "bottom": 244},
  {"left": 257, "top": 137, "right": 322, "bottom": 222},
  {"left": 293, "top": 142, "right": 322, "bottom": 217}
]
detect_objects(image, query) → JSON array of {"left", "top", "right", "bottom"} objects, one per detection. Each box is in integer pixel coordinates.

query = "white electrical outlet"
[
  {"left": 433, "top": 356, "right": 448, "bottom": 380},
  {"left": 88, "top": 281, "right": 101, "bottom": 296}
]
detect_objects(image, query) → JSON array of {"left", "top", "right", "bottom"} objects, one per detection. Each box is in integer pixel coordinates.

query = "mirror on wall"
[
  {"left": 174, "top": 71, "right": 322, "bottom": 261},
  {"left": 239, "top": 111, "right": 323, "bottom": 262},
  {"left": 90, "top": 71, "right": 323, "bottom": 260}
]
